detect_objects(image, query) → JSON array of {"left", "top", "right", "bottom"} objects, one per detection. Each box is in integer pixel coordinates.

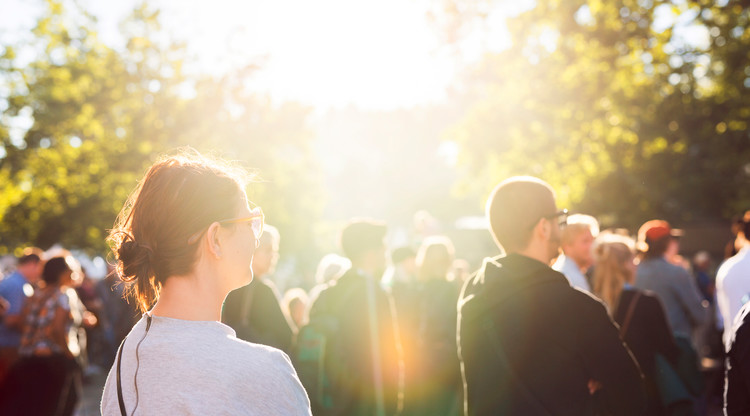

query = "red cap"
[{"left": 638, "top": 219, "right": 683, "bottom": 243}]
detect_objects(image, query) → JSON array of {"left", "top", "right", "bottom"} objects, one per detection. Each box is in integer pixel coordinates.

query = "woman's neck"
[{"left": 150, "top": 273, "right": 224, "bottom": 321}]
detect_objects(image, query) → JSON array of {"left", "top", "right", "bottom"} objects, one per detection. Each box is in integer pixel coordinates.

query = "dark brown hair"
[
  {"left": 339, "top": 219, "right": 387, "bottom": 262},
  {"left": 108, "top": 151, "right": 249, "bottom": 312},
  {"left": 42, "top": 257, "right": 72, "bottom": 285},
  {"left": 18, "top": 247, "right": 43, "bottom": 265},
  {"left": 643, "top": 236, "right": 670, "bottom": 259}
]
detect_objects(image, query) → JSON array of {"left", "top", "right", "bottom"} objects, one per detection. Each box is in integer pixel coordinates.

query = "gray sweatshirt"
[
  {"left": 635, "top": 257, "right": 707, "bottom": 337},
  {"left": 101, "top": 314, "right": 311, "bottom": 415}
]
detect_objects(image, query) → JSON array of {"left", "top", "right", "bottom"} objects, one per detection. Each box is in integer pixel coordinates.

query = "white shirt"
[
  {"left": 717, "top": 246, "right": 750, "bottom": 346},
  {"left": 552, "top": 254, "right": 591, "bottom": 292}
]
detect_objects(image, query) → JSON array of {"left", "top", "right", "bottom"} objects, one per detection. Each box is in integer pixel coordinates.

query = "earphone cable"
[{"left": 131, "top": 315, "right": 153, "bottom": 415}]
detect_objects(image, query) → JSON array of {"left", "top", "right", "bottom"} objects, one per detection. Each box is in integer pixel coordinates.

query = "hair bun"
[{"left": 117, "top": 237, "right": 154, "bottom": 281}]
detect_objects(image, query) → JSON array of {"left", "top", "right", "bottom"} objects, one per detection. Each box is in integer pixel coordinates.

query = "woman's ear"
[{"left": 205, "top": 222, "right": 223, "bottom": 259}]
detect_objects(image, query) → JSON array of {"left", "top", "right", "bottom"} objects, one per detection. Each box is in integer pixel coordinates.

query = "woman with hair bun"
[
  {"left": 100, "top": 151, "right": 310, "bottom": 415},
  {"left": 592, "top": 234, "right": 679, "bottom": 416}
]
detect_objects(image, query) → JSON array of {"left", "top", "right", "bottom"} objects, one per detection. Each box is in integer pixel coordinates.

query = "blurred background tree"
[
  {"left": 439, "top": 0, "right": 750, "bottom": 229},
  {"left": 0, "top": 0, "right": 320, "bottom": 265},
  {"left": 2, "top": 0, "right": 748, "bottom": 275}
]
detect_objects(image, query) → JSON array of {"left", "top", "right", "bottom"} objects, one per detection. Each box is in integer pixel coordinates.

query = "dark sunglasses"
[{"left": 530, "top": 209, "right": 568, "bottom": 229}]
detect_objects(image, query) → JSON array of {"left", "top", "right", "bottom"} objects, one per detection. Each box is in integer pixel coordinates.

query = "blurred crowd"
[
  {"left": 0, "top": 249, "right": 137, "bottom": 415},
  {"left": 0, "top": 203, "right": 746, "bottom": 415}
]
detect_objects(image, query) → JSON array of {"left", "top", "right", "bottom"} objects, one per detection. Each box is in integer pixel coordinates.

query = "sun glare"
[
  {"left": 4, "top": 0, "right": 516, "bottom": 110},
  {"left": 149, "top": 0, "right": 460, "bottom": 110}
]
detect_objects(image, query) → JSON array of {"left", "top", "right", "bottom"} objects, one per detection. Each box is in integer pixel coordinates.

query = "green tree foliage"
[
  {"left": 0, "top": 0, "right": 319, "bottom": 258},
  {"left": 443, "top": 0, "right": 750, "bottom": 227}
]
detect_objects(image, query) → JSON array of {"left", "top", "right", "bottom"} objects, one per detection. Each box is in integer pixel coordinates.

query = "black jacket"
[
  {"left": 221, "top": 277, "right": 294, "bottom": 353},
  {"left": 458, "top": 254, "right": 646, "bottom": 415},
  {"left": 614, "top": 289, "right": 679, "bottom": 415},
  {"left": 308, "top": 268, "right": 403, "bottom": 416}
]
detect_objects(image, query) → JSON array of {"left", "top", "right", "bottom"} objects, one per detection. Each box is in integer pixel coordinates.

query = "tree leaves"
[
  {"left": 0, "top": 0, "right": 319, "bottom": 257},
  {"left": 446, "top": 0, "right": 750, "bottom": 227}
]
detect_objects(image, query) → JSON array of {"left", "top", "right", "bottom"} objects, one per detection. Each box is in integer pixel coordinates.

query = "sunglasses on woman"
[{"left": 187, "top": 207, "right": 264, "bottom": 245}]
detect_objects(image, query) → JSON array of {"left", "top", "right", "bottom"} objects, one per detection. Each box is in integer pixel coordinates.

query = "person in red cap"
[
  {"left": 634, "top": 220, "right": 707, "bottom": 338},
  {"left": 633, "top": 219, "right": 707, "bottom": 412}
]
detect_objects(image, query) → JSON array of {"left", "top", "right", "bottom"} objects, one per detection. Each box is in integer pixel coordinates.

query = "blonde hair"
[
  {"left": 592, "top": 234, "right": 635, "bottom": 315},
  {"left": 561, "top": 214, "right": 599, "bottom": 245}
]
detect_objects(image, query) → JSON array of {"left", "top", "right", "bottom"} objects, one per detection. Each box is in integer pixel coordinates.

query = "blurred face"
[
  {"left": 19, "top": 261, "right": 43, "bottom": 284},
  {"left": 564, "top": 229, "right": 595, "bottom": 270},
  {"left": 252, "top": 240, "right": 279, "bottom": 277},
  {"left": 58, "top": 257, "right": 81, "bottom": 288},
  {"left": 289, "top": 299, "right": 305, "bottom": 328},
  {"left": 546, "top": 206, "right": 563, "bottom": 262},
  {"left": 67, "top": 263, "right": 83, "bottom": 288},
  {"left": 625, "top": 253, "right": 637, "bottom": 282},
  {"left": 221, "top": 198, "right": 259, "bottom": 289},
  {"left": 666, "top": 238, "right": 680, "bottom": 259},
  {"left": 368, "top": 242, "right": 388, "bottom": 278},
  {"left": 59, "top": 268, "right": 75, "bottom": 288}
]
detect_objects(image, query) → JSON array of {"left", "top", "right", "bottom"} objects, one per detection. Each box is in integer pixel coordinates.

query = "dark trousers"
[
  {"left": 0, "top": 354, "right": 79, "bottom": 416},
  {"left": 0, "top": 346, "right": 19, "bottom": 388}
]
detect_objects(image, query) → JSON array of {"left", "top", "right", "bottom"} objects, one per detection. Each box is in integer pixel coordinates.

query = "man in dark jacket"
[
  {"left": 307, "top": 219, "right": 403, "bottom": 416},
  {"left": 457, "top": 176, "right": 646, "bottom": 415},
  {"left": 222, "top": 225, "right": 295, "bottom": 353}
]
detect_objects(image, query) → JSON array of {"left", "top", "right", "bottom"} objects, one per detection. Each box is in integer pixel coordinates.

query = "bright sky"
[
  {"left": 1, "top": 0, "right": 517, "bottom": 110},
  {"left": 1, "top": 0, "right": 709, "bottom": 110},
  {"left": 168, "top": 0, "right": 459, "bottom": 109},
  {"left": 140, "top": 0, "right": 517, "bottom": 110}
]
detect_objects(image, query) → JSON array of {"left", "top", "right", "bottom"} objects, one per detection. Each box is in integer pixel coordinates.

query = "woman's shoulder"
[{"left": 215, "top": 326, "right": 289, "bottom": 365}]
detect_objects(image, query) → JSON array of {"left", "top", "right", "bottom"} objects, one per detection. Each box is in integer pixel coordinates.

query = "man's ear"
[
  {"left": 205, "top": 222, "right": 223, "bottom": 259},
  {"left": 536, "top": 218, "right": 551, "bottom": 240}
]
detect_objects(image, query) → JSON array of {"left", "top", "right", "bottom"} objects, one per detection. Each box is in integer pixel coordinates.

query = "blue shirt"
[
  {"left": 552, "top": 254, "right": 591, "bottom": 292},
  {"left": 0, "top": 271, "right": 32, "bottom": 347}
]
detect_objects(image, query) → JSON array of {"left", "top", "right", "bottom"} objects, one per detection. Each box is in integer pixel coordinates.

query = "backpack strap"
[
  {"left": 482, "top": 317, "right": 553, "bottom": 416},
  {"left": 619, "top": 291, "right": 642, "bottom": 339}
]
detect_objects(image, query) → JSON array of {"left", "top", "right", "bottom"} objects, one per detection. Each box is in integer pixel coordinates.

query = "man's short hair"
[
  {"left": 486, "top": 176, "right": 556, "bottom": 253},
  {"left": 390, "top": 246, "right": 416, "bottom": 265},
  {"left": 561, "top": 214, "right": 599, "bottom": 246},
  {"left": 18, "top": 247, "right": 43, "bottom": 265},
  {"left": 339, "top": 218, "right": 387, "bottom": 261}
]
